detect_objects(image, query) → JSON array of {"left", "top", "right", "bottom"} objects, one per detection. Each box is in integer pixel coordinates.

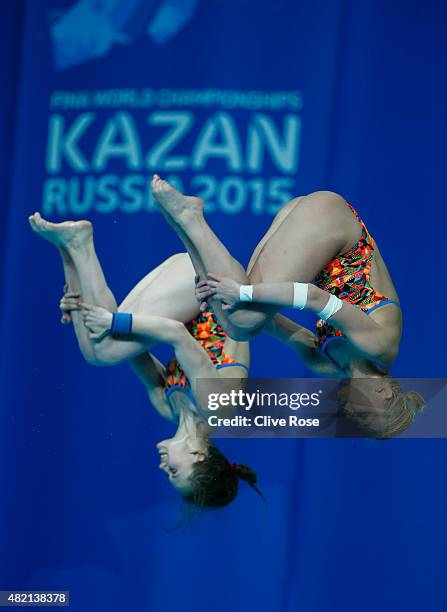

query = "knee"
[
  {"left": 224, "top": 310, "right": 266, "bottom": 341},
  {"left": 225, "top": 327, "right": 255, "bottom": 342}
]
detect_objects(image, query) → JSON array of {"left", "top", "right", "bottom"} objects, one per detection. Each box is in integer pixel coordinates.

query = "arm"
[
  {"left": 81, "top": 304, "right": 241, "bottom": 417},
  {"left": 128, "top": 353, "right": 178, "bottom": 424},
  {"left": 81, "top": 304, "right": 219, "bottom": 387},
  {"left": 265, "top": 314, "right": 340, "bottom": 375},
  {"left": 61, "top": 296, "right": 178, "bottom": 421},
  {"left": 205, "top": 275, "right": 397, "bottom": 362},
  {"left": 59, "top": 286, "right": 154, "bottom": 367}
]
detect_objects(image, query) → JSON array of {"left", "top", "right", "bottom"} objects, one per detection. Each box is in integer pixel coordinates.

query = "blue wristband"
[{"left": 111, "top": 312, "right": 133, "bottom": 334}]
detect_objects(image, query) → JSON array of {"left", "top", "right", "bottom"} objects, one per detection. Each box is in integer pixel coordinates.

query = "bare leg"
[
  {"left": 241, "top": 192, "right": 363, "bottom": 332},
  {"left": 58, "top": 247, "right": 107, "bottom": 363},
  {"left": 29, "top": 213, "right": 121, "bottom": 362},
  {"left": 246, "top": 191, "right": 361, "bottom": 282},
  {"left": 29, "top": 212, "right": 199, "bottom": 364},
  {"left": 29, "top": 213, "right": 116, "bottom": 307},
  {"left": 150, "top": 175, "right": 258, "bottom": 338},
  {"left": 152, "top": 180, "right": 362, "bottom": 338}
]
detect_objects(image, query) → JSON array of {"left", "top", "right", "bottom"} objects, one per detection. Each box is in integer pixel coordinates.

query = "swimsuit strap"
[
  {"left": 320, "top": 336, "right": 350, "bottom": 377},
  {"left": 216, "top": 362, "right": 249, "bottom": 371},
  {"left": 364, "top": 299, "right": 400, "bottom": 315},
  {"left": 321, "top": 334, "right": 390, "bottom": 374}
]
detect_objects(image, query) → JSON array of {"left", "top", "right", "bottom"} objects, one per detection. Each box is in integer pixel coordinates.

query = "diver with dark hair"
[{"left": 28, "top": 212, "right": 260, "bottom": 508}]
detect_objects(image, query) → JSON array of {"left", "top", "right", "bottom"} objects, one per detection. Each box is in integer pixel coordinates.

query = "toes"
[
  {"left": 151, "top": 175, "right": 161, "bottom": 192},
  {"left": 161, "top": 179, "right": 174, "bottom": 193},
  {"left": 34, "top": 212, "right": 49, "bottom": 229},
  {"left": 33, "top": 213, "right": 43, "bottom": 228},
  {"left": 28, "top": 216, "right": 38, "bottom": 232}
]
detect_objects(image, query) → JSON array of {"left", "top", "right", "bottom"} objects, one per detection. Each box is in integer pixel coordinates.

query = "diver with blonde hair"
[{"left": 151, "top": 175, "right": 424, "bottom": 438}]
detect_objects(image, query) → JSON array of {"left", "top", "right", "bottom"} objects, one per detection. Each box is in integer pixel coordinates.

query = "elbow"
[
  {"left": 83, "top": 354, "right": 105, "bottom": 367},
  {"left": 80, "top": 348, "right": 102, "bottom": 367},
  {"left": 86, "top": 344, "right": 123, "bottom": 367},
  {"left": 167, "top": 320, "right": 190, "bottom": 345}
]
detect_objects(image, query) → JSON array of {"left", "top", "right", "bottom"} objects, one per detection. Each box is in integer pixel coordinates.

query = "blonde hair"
[
  {"left": 377, "top": 385, "right": 425, "bottom": 439},
  {"left": 343, "top": 378, "right": 425, "bottom": 439}
]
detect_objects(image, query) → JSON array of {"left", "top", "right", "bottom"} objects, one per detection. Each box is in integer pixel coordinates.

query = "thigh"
[
  {"left": 118, "top": 252, "right": 199, "bottom": 323},
  {"left": 246, "top": 196, "right": 304, "bottom": 275},
  {"left": 247, "top": 191, "right": 360, "bottom": 283}
]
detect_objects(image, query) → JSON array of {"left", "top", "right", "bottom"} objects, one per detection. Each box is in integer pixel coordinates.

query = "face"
[
  {"left": 156, "top": 428, "right": 208, "bottom": 495},
  {"left": 337, "top": 378, "right": 394, "bottom": 433}
]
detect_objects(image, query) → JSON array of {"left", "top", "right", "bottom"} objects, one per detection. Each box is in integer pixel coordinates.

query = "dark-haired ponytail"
[
  {"left": 184, "top": 444, "right": 264, "bottom": 508},
  {"left": 233, "top": 463, "right": 266, "bottom": 503}
]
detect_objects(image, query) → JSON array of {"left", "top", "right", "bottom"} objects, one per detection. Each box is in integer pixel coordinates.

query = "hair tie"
[{"left": 229, "top": 462, "right": 238, "bottom": 471}]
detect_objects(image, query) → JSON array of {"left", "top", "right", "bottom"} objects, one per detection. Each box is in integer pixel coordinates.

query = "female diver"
[
  {"left": 150, "top": 175, "right": 424, "bottom": 439},
  {"left": 28, "top": 211, "right": 259, "bottom": 508}
]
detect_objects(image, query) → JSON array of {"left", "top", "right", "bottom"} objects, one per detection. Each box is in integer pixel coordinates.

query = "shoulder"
[
  {"left": 368, "top": 302, "right": 402, "bottom": 334},
  {"left": 368, "top": 304, "right": 402, "bottom": 360}
]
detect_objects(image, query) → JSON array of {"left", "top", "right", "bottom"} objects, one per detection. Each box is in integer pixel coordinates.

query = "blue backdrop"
[{"left": 1, "top": 1, "right": 447, "bottom": 611}]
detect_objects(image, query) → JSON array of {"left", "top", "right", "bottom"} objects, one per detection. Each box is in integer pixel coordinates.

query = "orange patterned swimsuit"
[
  {"left": 164, "top": 310, "right": 248, "bottom": 405},
  {"left": 314, "top": 202, "right": 399, "bottom": 373}
]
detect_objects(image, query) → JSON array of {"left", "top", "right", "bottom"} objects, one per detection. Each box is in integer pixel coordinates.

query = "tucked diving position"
[
  {"left": 150, "top": 175, "right": 424, "bottom": 438},
  {"left": 28, "top": 211, "right": 260, "bottom": 509}
]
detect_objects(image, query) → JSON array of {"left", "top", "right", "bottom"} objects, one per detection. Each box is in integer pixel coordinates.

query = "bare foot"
[
  {"left": 28, "top": 212, "right": 92, "bottom": 250},
  {"left": 151, "top": 175, "right": 204, "bottom": 225}
]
